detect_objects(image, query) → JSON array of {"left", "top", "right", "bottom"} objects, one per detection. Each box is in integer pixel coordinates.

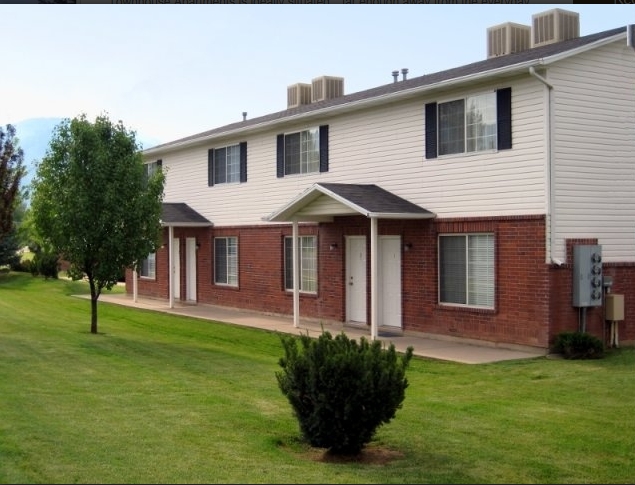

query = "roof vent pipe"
[
  {"left": 628, "top": 24, "right": 635, "bottom": 49},
  {"left": 392, "top": 70, "right": 399, "bottom": 83},
  {"left": 401, "top": 68, "right": 408, "bottom": 81},
  {"left": 242, "top": 112, "right": 247, "bottom": 121}
]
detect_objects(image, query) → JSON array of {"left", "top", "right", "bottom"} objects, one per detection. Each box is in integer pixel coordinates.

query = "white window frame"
[
  {"left": 139, "top": 253, "right": 156, "bottom": 279},
  {"left": 284, "top": 236, "right": 317, "bottom": 294},
  {"left": 145, "top": 160, "right": 160, "bottom": 179},
  {"left": 284, "top": 127, "right": 320, "bottom": 175},
  {"left": 214, "top": 237, "right": 238, "bottom": 286},
  {"left": 438, "top": 233, "right": 494, "bottom": 308},
  {"left": 213, "top": 144, "right": 240, "bottom": 185},
  {"left": 438, "top": 92, "right": 497, "bottom": 156}
]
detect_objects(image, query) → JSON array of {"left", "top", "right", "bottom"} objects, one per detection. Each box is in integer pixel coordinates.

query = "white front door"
[
  {"left": 346, "top": 236, "right": 367, "bottom": 324},
  {"left": 172, "top": 238, "right": 180, "bottom": 300},
  {"left": 379, "top": 236, "right": 402, "bottom": 328},
  {"left": 185, "top": 237, "right": 197, "bottom": 302}
]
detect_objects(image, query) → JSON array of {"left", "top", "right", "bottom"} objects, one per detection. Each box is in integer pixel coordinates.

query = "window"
[
  {"left": 277, "top": 125, "right": 329, "bottom": 177},
  {"left": 214, "top": 237, "right": 238, "bottom": 286},
  {"left": 426, "top": 87, "right": 511, "bottom": 159},
  {"left": 284, "top": 236, "right": 317, "bottom": 293},
  {"left": 139, "top": 253, "right": 156, "bottom": 279},
  {"left": 144, "top": 160, "right": 162, "bottom": 182},
  {"left": 208, "top": 142, "right": 247, "bottom": 186},
  {"left": 439, "top": 234, "right": 494, "bottom": 308}
]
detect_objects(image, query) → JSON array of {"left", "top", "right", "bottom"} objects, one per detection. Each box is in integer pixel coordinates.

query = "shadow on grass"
[{"left": 274, "top": 435, "right": 405, "bottom": 466}]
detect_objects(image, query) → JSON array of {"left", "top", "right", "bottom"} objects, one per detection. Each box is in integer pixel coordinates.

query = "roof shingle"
[{"left": 146, "top": 27, "right": 624, "bottom": 153}]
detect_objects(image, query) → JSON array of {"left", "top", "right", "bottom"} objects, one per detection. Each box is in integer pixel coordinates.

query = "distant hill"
[
  {"left": 9, "top": 117, "right": 162, "bottom": 193},
  {"left": 13, "top": 118, "right": 62, "bottom": 190}
]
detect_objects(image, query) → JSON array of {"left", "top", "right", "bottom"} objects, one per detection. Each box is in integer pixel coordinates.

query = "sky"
[{"left": 1, "top": 3, "right": 634, "bottom": 147}]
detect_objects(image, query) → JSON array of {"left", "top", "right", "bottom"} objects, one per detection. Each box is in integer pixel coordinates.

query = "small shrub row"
[{"left": 11, "top": 252, "right": 60, "bottom": 279}]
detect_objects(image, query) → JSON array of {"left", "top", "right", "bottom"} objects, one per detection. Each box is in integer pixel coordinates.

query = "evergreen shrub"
[
  {"left": 553, "top": 331, "right": 604, "bottom": 359},
  {"left": 276, "top": 330, "right": 414, "bottom": 455}
]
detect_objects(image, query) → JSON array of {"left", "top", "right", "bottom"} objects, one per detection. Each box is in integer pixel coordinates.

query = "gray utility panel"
[{"left": 572, "top": 244, "right": 603, "bottom": 307}]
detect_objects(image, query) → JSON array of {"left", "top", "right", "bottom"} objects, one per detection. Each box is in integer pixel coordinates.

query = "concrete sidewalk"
[{"left": 94, "top": 293, "right": 547, "bottom": 365}]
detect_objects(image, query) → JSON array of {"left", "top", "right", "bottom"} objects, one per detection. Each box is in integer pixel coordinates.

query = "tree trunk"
[{"left": 89, "top": 277, "right": 99, "bottom": 334}]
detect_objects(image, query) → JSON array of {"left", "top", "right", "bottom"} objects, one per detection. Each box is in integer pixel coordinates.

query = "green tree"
[
  {"left": 0, "top": 124, "right": 26, "bottom": 246},
  {"left": 30, "top": 114, "right": 165, "bottom": 334},
  {"left": 0, "top": 227, "right": 20, "bottom": 268}
]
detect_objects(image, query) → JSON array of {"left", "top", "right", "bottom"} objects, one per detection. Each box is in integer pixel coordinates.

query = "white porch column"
[
  {"left": 132, "top": 265, "right": 138, "bottom": 303},
  {"left": 168, "top": 225, "right": 174, "bottom": 309},
  {"left": 370, "top": 216, "right": 378, "bottom": 341},
  {"left": 292, "top": 220, "right": 300, "bottom": 328}
]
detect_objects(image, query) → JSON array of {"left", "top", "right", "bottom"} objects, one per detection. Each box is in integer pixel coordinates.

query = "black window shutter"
[
  {"left": 239, "top": 142, "right": 247, "bottom": 183},
  {"left": 425, "top": 102, "right": 438, "bottom": 159},
  {"left": 207, "top": 149, "right": 214, "bottom": 186},
  {"left": 319, "top": 125, "right": 329, "bottom": 173},
  {"left": 156, "top": 159, "right": 162, "bottom": 169},
  {"left": 497, "top": 87, "right": 512, "bottom": 150},
  {"left": 276, "top": 134, "right": 284, "bottom": 178}
]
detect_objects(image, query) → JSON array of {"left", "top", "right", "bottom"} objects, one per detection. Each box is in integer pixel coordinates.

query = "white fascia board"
[
  {"left": 160, "top": 222, "right": 213, "bottom": 227},
  {"left": 368, "top": 212, "right": 437, "bottom": 220}
]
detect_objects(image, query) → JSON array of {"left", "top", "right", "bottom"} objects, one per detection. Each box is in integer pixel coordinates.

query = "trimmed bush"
[
  {"left": 276, "top": 330, "right": 414, "bottom": 455},
  {"left": 553, "top": 331, "right": 604, "bottom": 359},
  {"left": 10, "top": 258, "right": 32, "bottom": 273},
  {"left": 32, "top": 251, "right": 60, "bottom": 280}
]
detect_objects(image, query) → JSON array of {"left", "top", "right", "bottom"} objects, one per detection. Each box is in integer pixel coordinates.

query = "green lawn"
[{"left": 1, "top": 271, "right": 634, "bottom": 484}]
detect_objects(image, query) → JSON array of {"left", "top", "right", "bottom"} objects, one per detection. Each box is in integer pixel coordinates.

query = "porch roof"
[
  {"left": 160, "top": 203, "right": 213, "bottom": 227},
  {"left": 264, "top": 183, "right": 436, "bottom": 222}
]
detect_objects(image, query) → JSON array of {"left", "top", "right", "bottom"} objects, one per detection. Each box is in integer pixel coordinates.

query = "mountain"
[
  {"left": 13, "top": 118, "right": 62, "bottom": 190},
  {"left": 9, "top": 117, "right": 162, "bottom": 192}
]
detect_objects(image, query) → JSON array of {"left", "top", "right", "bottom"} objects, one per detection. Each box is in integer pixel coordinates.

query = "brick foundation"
[{"left": 126, "top": 215, "right": 634, "bottom": 350}]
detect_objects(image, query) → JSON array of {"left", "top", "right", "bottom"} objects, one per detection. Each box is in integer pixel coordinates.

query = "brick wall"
[
  {"left": 402, "top": 215, "right": 551, "bottom": 348},
  {"left": 127, "top": 216, "right": 634, "bottom": 350},
  {"left": 549, "top": 238, "right": 635, "bottom": 348}
]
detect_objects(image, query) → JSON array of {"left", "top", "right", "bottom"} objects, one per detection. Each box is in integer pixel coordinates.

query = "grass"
[{"left": 1, "top": 271, "right": 634, "bottom": 484}]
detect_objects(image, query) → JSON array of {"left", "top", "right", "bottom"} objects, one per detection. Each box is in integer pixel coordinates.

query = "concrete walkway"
[{"left": 95, "top": 293, "right": 547, "bottom": 365}]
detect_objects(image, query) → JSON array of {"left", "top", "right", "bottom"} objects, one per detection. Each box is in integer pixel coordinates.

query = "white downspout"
[{"left": 529, "top": 66, "right": 555, "bottom": 264}]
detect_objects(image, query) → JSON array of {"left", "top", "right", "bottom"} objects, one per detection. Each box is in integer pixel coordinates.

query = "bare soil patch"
[{"left": 303, "top": 444, "right": 405, "bottom": 465}]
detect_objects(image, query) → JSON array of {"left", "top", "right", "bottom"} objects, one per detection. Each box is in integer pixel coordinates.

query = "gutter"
[{"left": 528, "top": 66, "right": 556, "bottom": 265}]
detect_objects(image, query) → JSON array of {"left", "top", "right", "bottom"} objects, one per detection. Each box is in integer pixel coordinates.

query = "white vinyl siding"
[
  {"left": 548, "top": 42, "right": 635, "bottom": 263},
  {"left": 156, "top": 77, "right": 546, "bottom": 228}
]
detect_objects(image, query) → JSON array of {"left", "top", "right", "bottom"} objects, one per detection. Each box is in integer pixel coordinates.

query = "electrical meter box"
[
  {"left": 572, "top": 245, "right": 602, "bottom": 307},
  {"left": 605, "top": 294, "right": 624, "bottom": 321}
]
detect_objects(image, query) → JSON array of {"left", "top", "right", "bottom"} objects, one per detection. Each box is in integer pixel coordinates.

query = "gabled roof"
[
  {"left": 161, "top": 203, "right": 212, "bottom": 227},
  {"left": 265, "top": 183, "right": 435, "bottom": 222},
  {"left": 144, "top": 26, "right": 626, "bottom": 156}
]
